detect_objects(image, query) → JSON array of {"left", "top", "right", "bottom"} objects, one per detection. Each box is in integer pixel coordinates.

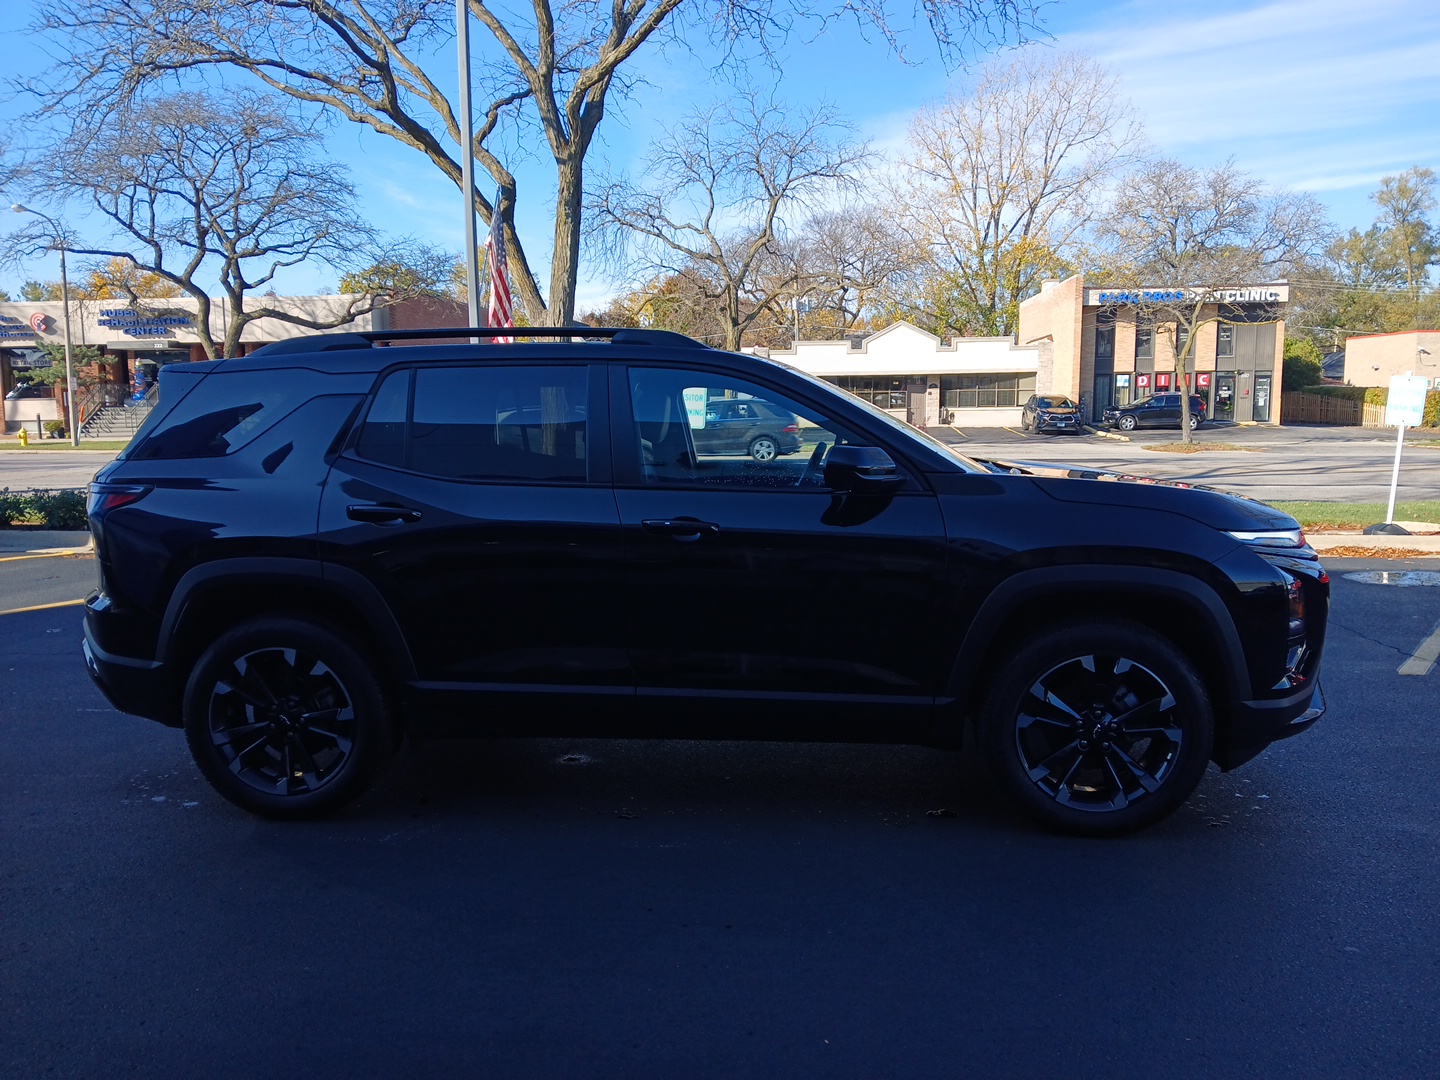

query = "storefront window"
[
  {"left": 1135, "top": 320, "right": 1154, "bottom": 360},
  {"left": 1217, "top": 323, "right": 1235, "bottom": 358},
  {"left": 829, "top": 375, "right": 922, "bottom": 410},
  {"left": 940, "top": 372, "right": 1037, "bottom": 409}
]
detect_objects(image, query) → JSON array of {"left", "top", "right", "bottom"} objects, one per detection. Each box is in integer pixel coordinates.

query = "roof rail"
[{"left": 249, "top": 325, "right": 710, "bottom": 356}]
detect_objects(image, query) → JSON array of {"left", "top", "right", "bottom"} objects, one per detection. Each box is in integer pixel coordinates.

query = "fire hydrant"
[{"left": 16, "top": 428, "right": 28, "bottom": 448}]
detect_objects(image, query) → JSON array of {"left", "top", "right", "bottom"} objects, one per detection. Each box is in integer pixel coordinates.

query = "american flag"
[{"left": 485, "top": 190, "right": 514, "bottom": 342}]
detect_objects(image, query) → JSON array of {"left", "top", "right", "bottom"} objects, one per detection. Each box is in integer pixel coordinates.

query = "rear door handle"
[
  {"left": 641, "top": 518, "right": 719, "bottom": 541},
  {"left": 347, "top": 503, "right": 423, "bottom": 525}
]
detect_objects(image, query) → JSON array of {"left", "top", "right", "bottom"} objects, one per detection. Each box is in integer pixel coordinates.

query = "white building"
[{"left": 760, "top": 321, "right": 1051, "bottom": 428}]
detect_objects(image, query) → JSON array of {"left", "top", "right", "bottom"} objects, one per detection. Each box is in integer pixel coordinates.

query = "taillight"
[
  {"left": 87, "top": 482, "right": 152, "bottom": 517},
  {"left": 783, "top": 424, "right": 799, "bottom": 433}
]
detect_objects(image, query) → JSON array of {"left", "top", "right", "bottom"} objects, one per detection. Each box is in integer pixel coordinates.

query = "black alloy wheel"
[
  {"left": 979, "top": 621, "right": 1213, "bottom": 835},
  {"left": 183, "top": 618, "right": 397, "bottom": 819},
  {"left": 749, "top": 436, "right": 779, "bottom": 462}
]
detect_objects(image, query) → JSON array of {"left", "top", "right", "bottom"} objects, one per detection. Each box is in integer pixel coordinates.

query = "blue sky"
[{"left": 4, "top": 0, "right": 1439, "bottom": 310}]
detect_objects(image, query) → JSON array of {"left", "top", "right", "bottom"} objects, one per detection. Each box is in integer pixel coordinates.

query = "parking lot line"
[
  {"left": 0, "top": 598, "right": 86, "bottom": 617},
  {"left": 0, "top": 552, "right": 85, "bottom": 563},
  {"left": 1398, "top": 622, "right": 1440, "bottom": 676}
]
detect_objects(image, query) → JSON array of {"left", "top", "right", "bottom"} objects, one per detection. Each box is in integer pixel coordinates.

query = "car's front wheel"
[
  {"left": 978, "top": 621, "right": 1214, "bottom": 836},
  {"left": 1117, "top": 414, "right": 1138, "bottom": 432},
  {"left": 183, "top": 618, "right": 397, "bottom": 819},
  {"left": 749, "top": 436, "right": 779, "bottom": 462}
]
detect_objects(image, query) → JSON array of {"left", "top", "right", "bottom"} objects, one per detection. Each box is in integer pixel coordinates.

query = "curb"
[
  {"left": 1308, "top": 532, "right": 1440, "bottom": 554},
  {"left": 0, "top": 530, "right": 94, "bottom": 556},
  {"left": 1083, "top": 425, "right": 1130, "bottom": 441}
]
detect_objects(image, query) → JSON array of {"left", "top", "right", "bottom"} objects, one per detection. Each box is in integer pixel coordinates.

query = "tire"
[
  {"left": 183, "top": 617, "right": 397, "bottom": 819},
  {"left": 1117, "top": 414, "right": 1138, "bottom": 432},
  {"left": 749, "top": 436, "right": 779, "bottom": 462},
  {"left": 978, "top": 620, "right": 1214, "bottom": 836},
  {"left": 1188, "top": 414, "right": 1201, "bottom": 430}
]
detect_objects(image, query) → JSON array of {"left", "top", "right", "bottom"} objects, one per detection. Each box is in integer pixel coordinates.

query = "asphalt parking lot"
[{"left": 2, "top": 552, "right": 1439, "bottom": 1076}]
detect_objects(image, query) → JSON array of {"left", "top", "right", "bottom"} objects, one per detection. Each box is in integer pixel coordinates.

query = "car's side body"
[{"left": 82, "top": 328, "right": 1327, "bottom": 833}]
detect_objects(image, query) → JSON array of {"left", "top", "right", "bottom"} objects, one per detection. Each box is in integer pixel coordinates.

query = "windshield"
[{"left": 1036, "top": 397, "right": 1075, "bottom": 408}]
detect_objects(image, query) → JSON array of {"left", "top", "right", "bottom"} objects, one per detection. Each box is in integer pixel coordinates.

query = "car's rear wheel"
[
  {"left": 1188, "top": 414, "right": 1202, "bottom": 430},
  {"left": 1118, "top": 414, "right": 1138, "bottom": 432},
  {"left": 979, "top": 621, "right": 1213, "bottom": 836},
  {"left": 183, "top": 618, "right": 396, "bottom": 819},
  {"left": 749, "top": 436, "right": 779, "bottom": 462}
]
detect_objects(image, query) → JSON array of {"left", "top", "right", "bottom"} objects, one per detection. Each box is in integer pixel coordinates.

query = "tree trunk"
[{"left": 548, "top": 153, "right": 585, "bottom": 326}]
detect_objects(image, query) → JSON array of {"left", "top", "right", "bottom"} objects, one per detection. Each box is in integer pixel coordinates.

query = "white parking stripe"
[{"left": 1399, "top": 622, "right": 1440, "bottom": 676}]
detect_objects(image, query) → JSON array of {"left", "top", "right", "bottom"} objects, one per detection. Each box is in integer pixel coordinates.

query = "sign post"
[{"left": 1382, "top": 374, "right": 1430, "bottom": 525}]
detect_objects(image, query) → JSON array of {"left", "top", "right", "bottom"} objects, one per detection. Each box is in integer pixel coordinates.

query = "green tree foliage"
[{"left": 1282, "top": 337, "right": 1324, "bottom": 390}]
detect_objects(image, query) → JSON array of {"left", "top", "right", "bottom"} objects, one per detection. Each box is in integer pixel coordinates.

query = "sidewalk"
[{"left": 0, "top": 530, "right": 94, "bottom": 556}]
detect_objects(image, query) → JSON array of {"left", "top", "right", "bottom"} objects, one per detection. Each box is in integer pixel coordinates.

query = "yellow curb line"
[
  {"left": 0, "top": 551, "right": 90, "bottom": 563},
  {"left": 0, "top": 598, "right": 86, "bottom": 616}
]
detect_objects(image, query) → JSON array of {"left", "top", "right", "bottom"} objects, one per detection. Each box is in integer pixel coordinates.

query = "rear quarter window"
[{"left": 130, "top": 369, "right": 324, "bottom": 460}]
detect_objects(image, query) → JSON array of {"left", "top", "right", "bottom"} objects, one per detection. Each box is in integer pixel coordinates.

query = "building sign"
[
  {"left": 28, "top": 312, "right": 51, "bottom": 333},
  {"left": 97, "top": 308, "right": 192, "bottom": 337},
  {"left": 1196, "top": 372, "right": 1211, "bottom": 388},
  {"left": 1155, "top": 372, "right": 1172, "bottom": 390},
  {"left": 1136, "top": 373, "right": 1151, "bottom": 388},
  {"left": 0, "top": 314, "right": 30, "bottom": 339},
  {"left": 1092, "top": 287, "right": 1285, "bottom": 306}
]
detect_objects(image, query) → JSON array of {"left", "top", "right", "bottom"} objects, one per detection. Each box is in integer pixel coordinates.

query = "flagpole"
[{"left": 456, "top": 0, "right": 482, "bottom": 328}]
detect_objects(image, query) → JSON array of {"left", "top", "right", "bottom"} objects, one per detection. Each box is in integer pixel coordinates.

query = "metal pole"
[
  {"left": 57, "top": 242, "right": 79, "bottom": 446},
  {"left": 1386, "top": 423, "right": 1405, "bottom": 524},
  {"left": 456, "top": 0, "right": 482, "bottom": 328}
]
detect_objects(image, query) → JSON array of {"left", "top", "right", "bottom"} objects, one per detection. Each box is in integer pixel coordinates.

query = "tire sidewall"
[
  {"left": 1119, "top": 414, "right": 1137, "bottom": 431},
  {"left": 183, "top": 617, "right": 395, "bottom": 819},
  {"left": 978, "top": 621, "right": 1215, "bottom": 836},
  {"left": 750, "top": 436, "right": 778, "bottom": 461}
]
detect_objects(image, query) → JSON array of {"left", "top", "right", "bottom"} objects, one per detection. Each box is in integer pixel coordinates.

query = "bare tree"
[
  {"left": 888, "top": 48, "right": 1147, "bottom": 337},
  {"left": 776, "top": 205, "right": 911, "bottom": 340},
  {"left": 1093, "top": 159, "right": 1332, "bottom": 442},
  {"left": 21, "top": 91, "right": 442, "bottom": 358},
  {"left": 27, "top": 0, "right": 1043, "bottom": 327},
  {"left": 588, "top": 94, "right": 866, "bottom": 350}
]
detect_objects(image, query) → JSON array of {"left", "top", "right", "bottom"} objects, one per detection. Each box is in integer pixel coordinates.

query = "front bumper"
[{"left": 1215, "top": 679, "right": 1325, "bottom": 770}]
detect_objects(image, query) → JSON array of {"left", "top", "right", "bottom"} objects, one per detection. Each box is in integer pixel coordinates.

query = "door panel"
[
  {"left": 318, "top": 362, "right": 630, "bottom": 689},
  {"left": 613, "top": 365, "right": 949, "bottom": 704}
]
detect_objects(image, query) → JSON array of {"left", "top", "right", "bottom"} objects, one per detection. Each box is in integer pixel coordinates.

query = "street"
[{"left": 2, "top": 552, "right": 1438, "bottom": 1077}]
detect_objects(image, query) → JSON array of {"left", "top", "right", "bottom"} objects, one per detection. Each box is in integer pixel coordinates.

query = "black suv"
[
  {"left": 83, "top": 327, "right": 1327, "bottom": 835},
  {"left": 1102, "top": 393, "right": 1209, "bottom": 432}
]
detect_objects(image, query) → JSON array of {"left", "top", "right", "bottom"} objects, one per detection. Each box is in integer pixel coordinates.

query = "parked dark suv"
[
  {"left": 1020, "top": 395, "right": 1082, "bottom": 435},
  {"left": 1102, "top": 393, "right": 1209, "bottom": 432},
  {"left": 694, "top": 396, "right": 803, "bottom": 460},
  {"left": 83, "top": 327, "right": 1327, "bottom": 835}
]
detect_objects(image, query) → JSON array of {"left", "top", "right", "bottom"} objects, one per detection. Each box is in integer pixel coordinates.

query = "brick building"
[{"left": 1018, "top": 275, "right": 1288, "bottom": 424}]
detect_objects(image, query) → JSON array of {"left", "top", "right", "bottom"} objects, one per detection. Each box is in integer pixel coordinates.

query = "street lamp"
[{"left": 11, "top": 204, "right": 80, "bottom": 446}]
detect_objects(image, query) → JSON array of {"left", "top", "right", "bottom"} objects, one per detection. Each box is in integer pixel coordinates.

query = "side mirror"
[{"left": 824, "top": 445, "right": 906, "bottom": 494}]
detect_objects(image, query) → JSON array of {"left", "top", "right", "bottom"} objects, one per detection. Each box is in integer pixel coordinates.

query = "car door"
[
  {"left": 317, "top": 360, "right": 631, "bottom": 723},
  {"left": 610, "top": 361, "right": 950, "bottom": 738}
]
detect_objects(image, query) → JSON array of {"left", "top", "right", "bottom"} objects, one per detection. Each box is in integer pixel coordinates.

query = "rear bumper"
[
  {"left": 1215, "top": 679, "right": 1325, "bottom": 770},
  {"left": 82, "top": 618, "right": 181, "bottom": 727}
]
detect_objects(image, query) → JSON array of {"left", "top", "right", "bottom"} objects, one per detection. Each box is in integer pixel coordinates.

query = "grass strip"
[{"left": 1269, "top": 501, "right": 1440, "bottom": 530}]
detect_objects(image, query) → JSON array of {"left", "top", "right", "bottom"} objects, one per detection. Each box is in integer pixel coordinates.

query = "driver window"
[{"left": 629, "top": 367, "right": 849, "bottom": 488}]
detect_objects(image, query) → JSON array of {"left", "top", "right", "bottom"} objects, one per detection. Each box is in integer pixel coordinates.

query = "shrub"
[
  {"left": 0, "top": 488, "right": 24, "bottom": 526},
  {"left": 1282, "top": 338, "right": 1324, "bottom": 390},
  {"left": 29, "top": 489, "right": 89, "bottom": 530},
  {"left": 0, "top": 488, "right": 90, "bottom": 529},
  {"left": 43, "top": 419, "right": 67, "bottom": 436}
]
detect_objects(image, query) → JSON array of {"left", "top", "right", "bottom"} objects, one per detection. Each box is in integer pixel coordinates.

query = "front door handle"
[
  {"left": 641, "top": 517, "right": 720, "bottom": 541},
  {"left": 347, "top": 503, "right": 423, "bottom": 525}
]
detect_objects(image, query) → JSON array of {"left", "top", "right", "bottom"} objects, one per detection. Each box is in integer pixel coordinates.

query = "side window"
[
  {"left": 628, "top": 367, "right": 853, "bottom": 489},
  {"left": 130, "top": 370, "right": 306, "bottom": 460},
  {"left": 355, "top": 364, "right": 588, "bottom": 482}
]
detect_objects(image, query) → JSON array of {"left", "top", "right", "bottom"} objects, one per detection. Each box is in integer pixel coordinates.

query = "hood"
[
  {"left": 1036, "top": 406, "right": 1077, "bottom": 415},
  {"left": 974, "top": 457, "right": 1300, "bottom": 533}
]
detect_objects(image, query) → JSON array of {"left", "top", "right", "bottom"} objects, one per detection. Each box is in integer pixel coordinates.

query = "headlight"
[{"left": 1226, "top": 528, "right": 1305, "bottom": 548}]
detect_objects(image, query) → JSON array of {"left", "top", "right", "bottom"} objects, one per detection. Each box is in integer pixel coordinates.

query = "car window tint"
[
  {"left": 357, "top": 364, "right": 587, "bottom": 482},
  {"left": 629, "top": 367, "right": 851, "bottom": 489},
  {"left": 131, "top": 371, "right": 305, "bottom": 459}
]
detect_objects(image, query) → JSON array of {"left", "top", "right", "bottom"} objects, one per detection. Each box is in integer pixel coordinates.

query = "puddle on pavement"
[{"left": 1342, "top": 570, "right": 1440, "bottom": 586}]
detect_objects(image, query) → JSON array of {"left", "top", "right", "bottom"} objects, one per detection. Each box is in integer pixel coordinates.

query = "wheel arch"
[
  {"left": 158, "top": 559, "right": 416, "bottom": 714},
  {"left": 945, "top": 565, "right": 1248, "bottom": 743}
]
